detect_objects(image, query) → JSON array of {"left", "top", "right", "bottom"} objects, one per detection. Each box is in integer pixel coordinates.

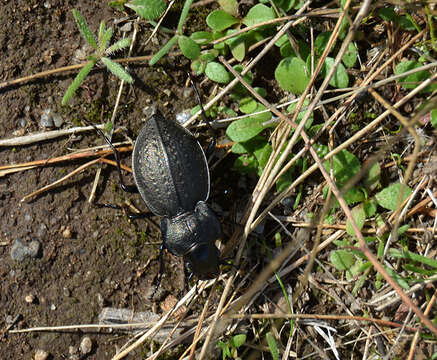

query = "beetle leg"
[
  {"left": 187, "top": 72, "right": 217, "bottom": 158},
  {"left": 83, "top": 119, "right": 138, "bottom": 193}
]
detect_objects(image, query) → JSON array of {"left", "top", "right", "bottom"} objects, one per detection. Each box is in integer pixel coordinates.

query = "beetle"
[
  {"left": 132, "top": 111, "right": 222, "bottom": 280},
  {"left": 90, "top": 78, "right": 222, "bottom": 287}
]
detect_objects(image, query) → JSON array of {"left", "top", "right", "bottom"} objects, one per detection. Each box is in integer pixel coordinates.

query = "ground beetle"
[{"left": 94, "top": 77, "right": 222, "bottom": 287}]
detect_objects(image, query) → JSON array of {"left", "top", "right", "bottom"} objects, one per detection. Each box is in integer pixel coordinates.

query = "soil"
[{"left": 0, "top": 1, "right": 226, "bottom": 358}]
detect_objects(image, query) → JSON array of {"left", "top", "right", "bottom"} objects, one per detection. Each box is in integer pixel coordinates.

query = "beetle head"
[{"left": 185, "top": 243, "right": 220, "bottom": 280}]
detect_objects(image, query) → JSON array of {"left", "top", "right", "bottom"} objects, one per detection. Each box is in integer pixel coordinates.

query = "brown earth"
[{"left": 0, "top": 1, "right": 230, "bottom": 358}]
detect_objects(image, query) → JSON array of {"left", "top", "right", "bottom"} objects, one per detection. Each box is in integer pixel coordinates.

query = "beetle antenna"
[
  {"left": 187, "top": 72, "right": 216, "bottom": 157},
  {"left": 82, "top": 119, "right": 137, "bottom": 193}
]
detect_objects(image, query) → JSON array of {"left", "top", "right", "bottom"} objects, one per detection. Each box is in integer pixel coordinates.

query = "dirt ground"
[{"left": 0, "top": 1, "right": 234, "bottom": 358}]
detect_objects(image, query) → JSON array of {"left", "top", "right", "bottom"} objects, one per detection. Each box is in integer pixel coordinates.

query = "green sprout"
[{"left": 62, "top": 9, "right": 133, "bottom": 105}]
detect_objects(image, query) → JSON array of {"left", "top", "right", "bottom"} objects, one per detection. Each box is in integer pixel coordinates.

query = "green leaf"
[
  {"left": 97, "top": 21, "right": 105, "bottom": 45},
  {"left": 275, "top": 56, "right": 310, "bottom": 94},
  {"left": 231, "top": 334, "right": 246, "bottom": 348},
  {"left": 191, "top": 59, "right": 206, "bottom": 75},
  {"left": 346, "top": 204, "right": 366, "bottom": 235},
  {"left": 254, "top": 142, "right": 272, "bottom": 170},
  {"left": 389, "top": 248, "right": 437, "bottom": 269},
  {"left": 279, "top": 38, "right": 310, "bottom": 59},
  {"left": 105, "top": 37, "right": 131, "bottom": 55},
  {"left": 206, "top": 10, "right": 238, "bottom": 31},
  {"left": 286, "top": 99, "right": 314, "bottom": 130},
  {"left": 322, "top": 57, "right": 349, "bottom": 88},
  {"left": 149, "top": 35, "right": 178, "bottom": 65},
  {"left": 322, "top": 148, "right": 361, "bottom": 186},
  {"left": 330, "top": 250, "right": 355, "bottom": 271},
  {"left": 190, "top": 31, "right": 213, "bottom": 45},
  {"left": 226, "top": 105, "right": 272, "bottom": 142},
  {"left": 385, "top": 266, "right": 410, "bottom": 290},
  {"left": 218, "top": 0, "right": 238, "bottom": 17},
  {"left": 125, "top": 0, "right": 166, "bottom": 20},
  {"left": 225, "top": 30, "right": 246, "bottom": 61},
  {"left": 378, "top": 7, "right": 398, "bottom": 22},
  {"left": 395, "top": 60, "right": 437, "bottom": 92},
  {"left": 72, "top": 9, "right": 97, "bottom": 50},
  {"left": 363, "top": 160, "right": 381, "bottom": 191},
  {"left": 101, "top": 57, "right": 133, "bottom": 83},
  {"left": 200, "top": 49, "right": 219, "bottom": 62},
  {"left": 178, "top": 35, "right": 200, "bottom": 60},
  {"left": 62, "top": 60, "right": 96, "bottom": 105},
  {"left": 231, "top": 135, "right": 267, "bottom": 154},
  {"left": 273, "top": 0, "right": 296, "bottom": 12},
  {"left": 266, "top": 332, "right": 279, "bottom": 360},
  {"left": 242, "top": 4, "right": 275, "bottom": 27},
  {"left": 375, "top": 183, "right": 412, "bottom": 211},
  {"left": 398, "top": 15, "right": 416, "bottom": 31},
  {"left": 205, "top": 62, "right": 231, "bottom": 83},
  {"left": 314, "top": 31, "right": 332, "bottom": 56},
  {"left": 177, "top": 0, "right": 194, "bottom": 33},
  {"left": 231, "top": 65, "right": 253, "bottom": 97},
  {"left": 342, "top": 42, "right": 357, "bottom": 68},
  {"left": 233, "top": 154, "right": 258, "bottom": 173},
  {"left": 431, "top": 109, "right": 437, "bottom": 129},
  {"left": 240, "top": 97, "right": 258, "bottom": 114},
  {"left": 363, "top": 199, "right": 377, "bottom": 218},
  {"left": 101, "top": 28, "right": 114, "bottom": 51}
]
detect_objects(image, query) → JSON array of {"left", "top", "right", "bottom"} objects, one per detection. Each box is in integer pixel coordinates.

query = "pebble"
[
  {"left": 34, "top": 349, "right": 49, "bottom": 360},
  {"left": 68, "top": 346, "right": 79, "bottom": 360},
  {"left": 119, "top": 22, "right": 132, "bottom": 32},
  {"left": 176, "top": 110, "right": 191, "bottom": 125},
  {"left": 40, "top": 109, "right": 64, "bottom": 128},
  {"left": 10, "top": 239, "right": 41, "bottom": 262},
  {"left": 25, "top": 294, "right": 35, "bottom": 304},
  {"left": 80, "top": 336, "right": 92, "bottom": 355},
  {"left": 62, "top": 227, "right": 72, "bottom": 239},
  {"left": 40, "top": 109, "right": 54, "bottom": 128},
  {"left": 36, "top": 223, "right": 48, "bottom": 238}
]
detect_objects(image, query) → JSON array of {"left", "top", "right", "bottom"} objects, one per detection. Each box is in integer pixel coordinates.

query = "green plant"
[
  {"left": 62, "top": 9, "right": 133, "bottom": 105},
  {"left": 217, "top": 334, "right": 246, "bottom": 359}
]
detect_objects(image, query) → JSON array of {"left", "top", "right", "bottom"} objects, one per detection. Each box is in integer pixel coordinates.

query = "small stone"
[
  {"left": 183, "top": 87, "right": 193, "bottom": 99},
  {"left": 68, "top": 346, "right": 79, "bottom": 360},
  {"left": 34, "top": 349, "right": 49, "bottom": 360},
  {"left": 50, "top": 304, "right": 56, "bottom": 311},
  {"left": 80, "top": 336, "right": 93, "bottom": 355},
  {"left": 176, "top": 110, "right": 191, "bottom": 125},
  {"left": 163, "top": 89, "right": 171, "bottom": 97},
  {"left": 40, "top": 109, "right": 54, "bottom": 128},
  {"left": 142, "top": 105, "right": 157, "bottom": 118},
  {"left": 36, "top": 223, "right": 48, "bottom": 238},
  {"left": 25, "top": 294, "right": 35, "bottom": 304},
  {"left": 10, "top": 239, "right": 41, "bottom": 262},
  {"left": 52, "top": 113, "right": 64, "bottom": 128},
  {"left": 62, "top": 227, "right": 72, "bottom": 239},
  {"left": 19, "top": 118, "right": 27, "bottom": 127},
  {"left": 119, "top": 22, "right": 132, "bottom": 32}
]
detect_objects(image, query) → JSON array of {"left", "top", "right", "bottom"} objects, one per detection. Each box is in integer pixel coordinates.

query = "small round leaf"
[
  {"left": 205, "top": 62, "right": 231, "bottom": 83},
  {"left": 178, "top": 35, "right": 200, "bottom": 60},
  {"left": 275, "top": 56, "right": 310, "bottom": 94},
  {"left": 206, "top": 10, "right": 238, "bottom": 31},
  {"left": 190, "top": 31, "right": 213, "bottom": 45},
  {"left": 242, "top": 4, "right": 275, "bottom": 27}
]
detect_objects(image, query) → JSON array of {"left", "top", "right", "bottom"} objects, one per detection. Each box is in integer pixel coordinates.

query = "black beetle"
[
  {"left": 131, "top": 111, "right": 222, "bottom": 280},
  {"left": 89, "top": 82, "right": 222, "bottom": 286}
]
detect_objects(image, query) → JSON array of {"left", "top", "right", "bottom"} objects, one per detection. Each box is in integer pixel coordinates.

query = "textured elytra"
[{"left": 132, "top": 113, "right": 210, "bottom": 217}]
